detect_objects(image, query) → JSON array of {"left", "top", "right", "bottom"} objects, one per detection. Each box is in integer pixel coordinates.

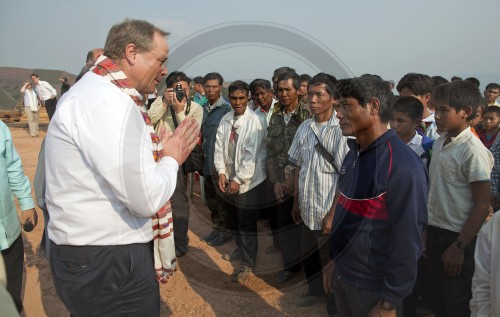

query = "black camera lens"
[{"left": 175, "top": 84, "right": 185, "bottom": 102}]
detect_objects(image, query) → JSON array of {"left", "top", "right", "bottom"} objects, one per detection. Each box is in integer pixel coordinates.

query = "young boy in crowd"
[
  {"left": 477, "top": 106, "right": 500, "bottom": 210},
  {"left": 390, "top": 96, "right": 434, "bottom": 168},
  {"left": 426, "top": 80, "right": 493, "bottom": 317},
  {"left": 396, "top": 73, "right": 439, "bottom": 140},
  {"left": 391, "top": 96, "right": 434, "bottom": 317},
  {"left": 468, "top": 100, "right": 486, "bottom": 137}
]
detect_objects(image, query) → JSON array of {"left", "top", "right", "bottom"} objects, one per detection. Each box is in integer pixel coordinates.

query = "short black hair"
[
  {"left": 432, "top": 80, "right": 483, "bottom": 121},
  {"left": 273, "top": 67, "right": 295, "bottom": 81},
  {"left": 451, "top": 76, "right": 463, "bottom": 81},
  {"left": 336, "top": 75, "right": 394, "bottom": 123},
  {"left": 485, "top": 105, "right": 500, "bottom": 116},
  {"left": 391, "top": 96, "right": 424, "bottom": 121},
  {"left": 203, "top": 72, "right": 224, "bottom": 86},
  {"left": 432, "top": 75, "right": 449, "bottom": 87},
  {"left": 249, "top": 79, "right": 272, "bottom": 94},
  {"left": 228, "top": 80, "right": 249, "bottom": 95},
  {"left": 277, "top": 71, "right": 300, "bottom": 90},
  {"left": 193, "top": 76, "right": 204, "bottom": 85},
  {"left": 465, "top": 77, "right": 480, "bottom": 88},
  {"left": 165, "top": 71, "right": 190, "bottom": 88},
  {"left": 31, "top": 73, "right": 39, "bottom": 78},
  {"left": 299, "top": 74, "right": 312, "bottom": 83},
  {"left": 308, "top": 72, "right": 337, "bottom": 97},
  {"left": 396, "top": 73, "right": 434, "bottom": 96},
  {"left": 486, "top": 83, "right": 500, "bottom": 91}
]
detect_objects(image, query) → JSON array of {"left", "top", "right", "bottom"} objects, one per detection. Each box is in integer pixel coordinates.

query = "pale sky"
[{"left": 1, "top": 0, "right": 499, "bottom": 89}]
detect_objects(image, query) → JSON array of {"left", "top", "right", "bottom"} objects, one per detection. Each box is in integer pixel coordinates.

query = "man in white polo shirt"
[
  {"left": 45, "top": 19, "right": 199, "bottom": 316},
  {"left": 30, "top": 74, "right": 57, "bottom": 120}
]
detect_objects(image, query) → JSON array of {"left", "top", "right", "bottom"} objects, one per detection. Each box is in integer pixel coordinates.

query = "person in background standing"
[
  {"left": 58, "top": 77, "right": 70, "bottom": 97},
  {"left": 20, "top": 81, "right": 40, "bottom": 137},
  {"left": 31, "top": 74, "right": 57, "bottom": 120}
]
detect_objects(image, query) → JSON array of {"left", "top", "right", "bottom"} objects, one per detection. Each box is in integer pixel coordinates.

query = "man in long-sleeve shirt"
[
  {"left": 323, "top": 76, "right": 428, "bottom": 317},
  {"left": 31, "top": 74, "right": 57, "bottom": 120},
  {"left": 45, "top": 19, "right": 199, "bottom": 316}
]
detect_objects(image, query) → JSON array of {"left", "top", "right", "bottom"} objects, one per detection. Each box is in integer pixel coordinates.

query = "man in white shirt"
[
  {"left": 19, "top": 81, "right": 40, "bottom": 137},
  {"left": 45, "top": 19, "right": 199, "bottom": 316},
  {"left": 214, "top": 80, "right": 268, "bottom": 283},
  {"left": 30, "top": 74, "right": 57, "bottom": 120}
]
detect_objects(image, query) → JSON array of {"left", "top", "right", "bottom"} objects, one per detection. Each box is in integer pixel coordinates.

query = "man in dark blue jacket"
[
  {"left": 200, "top": 72, "right": 232, "bottom": 246},
  {"left": 323, "top": 75, "right": 428, "bottom": 317}
]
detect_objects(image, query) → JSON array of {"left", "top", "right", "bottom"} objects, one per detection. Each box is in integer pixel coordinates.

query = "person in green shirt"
[{"left": 0, "top": 120, "right": 37, "bottom": 313}]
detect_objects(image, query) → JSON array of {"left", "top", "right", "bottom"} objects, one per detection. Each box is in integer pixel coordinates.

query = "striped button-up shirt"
[{"left": 288, "top": 114, "right": 348, "bottom": 230}]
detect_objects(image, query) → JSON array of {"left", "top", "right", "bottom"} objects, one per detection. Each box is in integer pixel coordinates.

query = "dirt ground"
[{"left": 9, "top": 125, "right": 329, "bottom": 317}]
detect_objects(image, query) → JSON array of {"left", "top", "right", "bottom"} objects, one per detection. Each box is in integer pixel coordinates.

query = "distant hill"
[{"left": 0, "top": 67, "right": 77, "bottom": 110}]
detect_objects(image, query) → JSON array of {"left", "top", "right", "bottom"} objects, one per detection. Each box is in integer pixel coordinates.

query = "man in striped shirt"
[{"left": 288, "top": 73, "right": 348, "bottom": 313}]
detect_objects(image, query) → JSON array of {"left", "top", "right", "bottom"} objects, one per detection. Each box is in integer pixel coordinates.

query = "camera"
[{"left": 174, "top": 83, "right": 186, "bottom": 102}]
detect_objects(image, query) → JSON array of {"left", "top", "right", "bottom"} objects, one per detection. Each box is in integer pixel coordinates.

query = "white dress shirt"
[
  {"left": 45, "top": 73, "right": 179, "bottom": 246},
  {"left": 34, "top": 80, "right": 56, "bottom": 101}
]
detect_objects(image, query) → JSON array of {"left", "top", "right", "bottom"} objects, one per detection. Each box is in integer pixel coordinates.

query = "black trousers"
[
  {"left": 204, "top": 175, "right": 230, "bottom": 233},
  {"left": 1, "top": 234, "right": 24, "bottom": 312},
  {"left": 45, "top": 97, "right": 57, "bottom": 121},
  {"left": 49, "top": 240, "right": 159, "bottom": 317},
  {"left": 276, "top": 197, "right": 301, "bottom": 272},
  {"left": 226, "top": 182, "right": 270, "bottom": 268},
  {"left": 426, "top": 226, "right": 476, "bottom": 317},
  {"left": 172, "top": 171, "right": 190, "bottom": 251},
  {"left": 300, "top": 224, "right": 336, "bottom": 314}
]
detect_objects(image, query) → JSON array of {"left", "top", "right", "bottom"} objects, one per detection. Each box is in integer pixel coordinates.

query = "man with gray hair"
[{"left": 45, "top": 19, "right": 199, "bottom": 316}]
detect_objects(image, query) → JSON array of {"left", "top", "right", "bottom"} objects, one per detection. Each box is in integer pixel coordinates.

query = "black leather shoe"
[
  {"left": 222, "top": 248, "right": 243, "bottom": 261},
  {"left": 208, "top": 232, "right": 233, "bottom": 246},
  {"left": 201, "top": 229, "right": 219, "bottom": 242}
]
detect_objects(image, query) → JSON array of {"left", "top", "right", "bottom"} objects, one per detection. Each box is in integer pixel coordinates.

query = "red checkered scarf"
[{"left": 92, "top": 55, "right": 176, "bottom": 283}]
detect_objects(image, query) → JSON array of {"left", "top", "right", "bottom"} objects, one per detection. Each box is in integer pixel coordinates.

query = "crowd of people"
[{"left": 1, "top": 18, "right": 500, "bottom": 317}]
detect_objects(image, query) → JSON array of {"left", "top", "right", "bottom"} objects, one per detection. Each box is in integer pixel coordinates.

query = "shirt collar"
[
  {"left": 440, "top": 126, "right": 472, "bottom": 143},
  {"left": 347, "top": 129, "right": 397, "bottom": 153},
  {"left": 407, "top": 131, "right": 422, "bottom": 146}
]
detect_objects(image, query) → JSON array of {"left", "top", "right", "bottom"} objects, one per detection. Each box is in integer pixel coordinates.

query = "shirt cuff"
[
  {"left": 232, "top": 176, "right": 242, "bottom": 185},
  {"left": 218, "top": 169, "right": 226, "bottom": 176},
  {"left": 380, "top": 291, "right": 403, "bottom": 309},
  {"left": 159, "top": 156, "right": 180, "bottom": 172},
  {"left": 19, "top": 197, "right": 36, "bottom": 211},
  {"left": 176, "top": 112, "right": 187, "bottom": 122}
]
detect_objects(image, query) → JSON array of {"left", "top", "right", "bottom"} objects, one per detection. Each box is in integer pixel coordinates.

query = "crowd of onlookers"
[{"left": 2, "top": 18, "right": 500, "bottom": 317}]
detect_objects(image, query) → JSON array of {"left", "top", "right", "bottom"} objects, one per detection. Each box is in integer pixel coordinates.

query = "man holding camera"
[{"left": 148, "top": 71, "right": 203, "bottom": 256}]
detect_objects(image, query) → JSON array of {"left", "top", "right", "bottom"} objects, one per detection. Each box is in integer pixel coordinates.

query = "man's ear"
[
  {"left": 368, "top": 97, "right": 381, "bottom": 116},
  {"left": 123, "top": 43, "right": 137, "bottom": 65},
  {"left": 422, "top": 93, "right": 431, "bottom": 104}
]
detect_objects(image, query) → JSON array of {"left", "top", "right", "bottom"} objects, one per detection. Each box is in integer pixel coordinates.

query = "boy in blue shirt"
[{"left": 390, "top": 96, "right": 434, "bottom": 169}]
